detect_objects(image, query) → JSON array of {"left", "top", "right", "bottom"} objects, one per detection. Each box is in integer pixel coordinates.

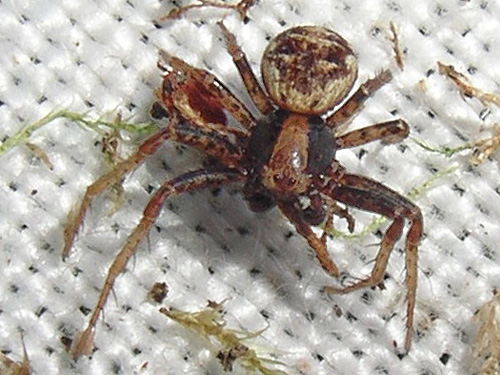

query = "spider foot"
[
  {"left": 323, "top": 277, "right": 385, "bottom": 295},
  {"left": 69, "top": 325, "right": 95, "bottom": 358}
]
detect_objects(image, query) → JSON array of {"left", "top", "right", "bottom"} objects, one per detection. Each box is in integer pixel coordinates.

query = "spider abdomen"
[{"left": 261, "top": 26, "right": 358, "bottom": 115}]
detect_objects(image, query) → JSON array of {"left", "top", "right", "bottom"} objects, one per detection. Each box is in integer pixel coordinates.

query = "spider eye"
[
  {"left": 150, "top": 102, "right": 169, "bottom": 119},
  {"left": 272, "top": 173, "right": 299, "bottom": 190}
]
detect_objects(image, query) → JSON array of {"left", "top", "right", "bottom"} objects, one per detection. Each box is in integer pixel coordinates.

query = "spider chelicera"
[{"left": 63, "top": 22, "right": 423, "bottom": 355}]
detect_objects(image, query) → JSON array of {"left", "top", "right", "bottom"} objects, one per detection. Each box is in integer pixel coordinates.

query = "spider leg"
[
  {"left": 218, "top": 22, "right": 275, "bottom": 115},
  {"left": 320, "top": 172, "right": 423, "bottom": 351},
  {"left": 159, "top": 51, "right": 257, "bottom": 130},
  {"left": 277, "top": 200, "right": 340, "bottom": 277},
  {"left": 337, "top": 119, "right": 409, "bottom": 149},
  {"left": 63, "top": 127, "right": 170, "bottom": 259},
  {"left": 70, "top": 168, "right": 245, "bottom": 357},
  {"left": 321, "top": 198, "right": 356, "bottom": 237},
  {"left": 63, "top": 118, "right": 244, "bottom": 259},
  {"left": 325, "top": 69, "right": 393, "bottom": 129}
]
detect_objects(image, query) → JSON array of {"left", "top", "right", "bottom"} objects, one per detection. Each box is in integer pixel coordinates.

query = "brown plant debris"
[
  {"left": 0, "top": 336, "right": 31, "bottom": 375},
  {"left": 389, "top": 22, "right": 404, "bottom": 70},
  {"left": 25, "top": 142, "right": 53, "bottom": 170},
  {"left": 101, "top": 114, "right": 126, "bottom": 215},
  {"left": 438, "top": 62, "right": 500, "bottom": 107},
  {"left": 471, "top": 125, "right": 500, "bottom": 166},
  {"left": 160, "top": 302, "right": 287, "bottom": 374},
  {"left": 161, "top": 0, "right": 257, "bottom": 21},
  {"left": 148, "top": 282, "right": 169, "bottom": 304},
  {"left": 472, "top": 289, "right": 500, "bottom": 375}
]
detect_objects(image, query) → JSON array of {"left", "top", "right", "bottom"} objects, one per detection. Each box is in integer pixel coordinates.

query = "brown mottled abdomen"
[{"left": 261, "top": 26, "right": 358, "bottom": 115}]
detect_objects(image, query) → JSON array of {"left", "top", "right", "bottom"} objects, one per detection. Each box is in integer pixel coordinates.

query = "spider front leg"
[
  {"left": 64, "top": 50, "right": 255, "bottom": 259},
  {"left": 63, "top": 116, "right": 244, "bottom": 260},
  {"left": 70, "top": 168, "right": 245, "bottom": 357},
  {"left": 218, "top": 22, "right": 274, "bottom": 115},
  {"left": 63, "top": 126, "right": 171, "bottom": 259},
  {"left": 320, "top": 172, "right": 423, "bottom": 352},
  {"left": 337, "top": 119, "right": 409, "bottom": 149}
]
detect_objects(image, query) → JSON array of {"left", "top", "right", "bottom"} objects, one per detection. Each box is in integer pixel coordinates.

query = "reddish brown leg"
[
  {"left": 70, "top": 168, "right": 244, "bottom": 357},
  {"left": 321, "top": 199, "right": 356, "bottom": 242},
  {"left": 320, "top": 172, "right": 423, "bottom": 352},
  {"left": 64, "top": 116, "right": 245, "bottom": 260},
  {"left": 159, "top": 51, "right": 256, "bottom": 130},
  {"left": 337, "top": 119, "right": 409, "bottom": 149},
  {"left": 217, "top": 22, "right": 275, "bottom": 115},
  {"left": 277, "top": 200, "right": 340, "bottom": 277},
  {"left": 63, "top": 127, "right": 171, "bottom": 259},
  {"left": 325, "top": 70, "right": 393, "bottom": 129},
  {"left": 168, "top": 119, "right": 244, "bottom": 168}
]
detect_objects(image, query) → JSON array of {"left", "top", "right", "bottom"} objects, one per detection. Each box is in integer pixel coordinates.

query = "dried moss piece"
[
  {"left": 160, "top": 302, "right": 288, "bottom": 375},
  {"left": 389, "top": 22, "right": 404, "bottom": 70},
  {"left": 0, "top": 109, "right": 157, "bottom": 157},
  {"left": 471, "top": 125, "right": 500, "bottom": 166},
  {"left": 438, "top": 62, "right": 500, "bottom": 107},
  {"left": 472, "top": 290, "right": 500, "bottom": 375},
  {"left": 0, "top": 336, "right": 31, "bottom": 375}
]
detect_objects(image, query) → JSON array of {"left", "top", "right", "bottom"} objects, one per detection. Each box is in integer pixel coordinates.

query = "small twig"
[
  {"left": 160, "top": 0, "right": 257, "bottom": 21},
  {"left": 160, "top": 302, "right": 287, "bottom": 375},
  {"left": 412, "top": 137, "right": 472, "bottom": 158},
  {"left": 25, "top": 142, "right": 54, "bottom": 170},
  {"left": 406, "top": 165, "right": 457, "bottom": 200},
  {"left": 389, "top": 22, "right": 404, "bottom": 70},
  {"left": 438, "top": 62, "right": 500, "bottom": 107},
  {"left": 472, "top": 289, "right": 500, "bottom": 375},
  {"left": 471, "top": 124, "right": 500, "bottom": 165},
  {"left": 101, "top": 113, "right": 127, "bottom": 215},
  {"left": 0, "top": 333, "right": 31, "bottom": 375},
  {"left": 0, "top": 109, "right": 157, "bottom": 157},
  {"left": 413, "top": 128, "right": 500, "bottom": 166}
]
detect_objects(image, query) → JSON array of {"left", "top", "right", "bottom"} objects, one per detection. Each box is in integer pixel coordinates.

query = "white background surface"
[{"left": 1, "top": 0, "right": 500, "bottom": 374}]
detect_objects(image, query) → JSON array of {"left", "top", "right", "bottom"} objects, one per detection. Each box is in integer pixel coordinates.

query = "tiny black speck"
[
  {"left": 36, "top": 306, "right": 47, "bottom": 317},
  {"left": 352, "top": 349, "right": 364, "bottom": 358},
  {"left": 9, "top": 284, "right": 19, "bottom": 293},
  {"left": 79, "top": 306, "right": 91, "bottom": 315},
  {"left": 315, "top": 353, "right": 324, "bottom": 361},
  {"left": 236, "top": 226, "right": 250, "bottom": 236},
  {"left": 346, "top": 311, "right": 358, "bottom": 322},
  {"left": 250, "top": 267, "right": 261, "bottom": 276},
  {"left": 439, "top": 352, "right": 451, "bottom": 365},
  {"left": 195, "top": 224, "right": 206, "bottom": 233}
]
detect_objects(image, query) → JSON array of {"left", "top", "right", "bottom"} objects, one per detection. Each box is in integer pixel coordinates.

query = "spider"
[{"left": 63, "top": 22, "right": 423, "bottom": 355}]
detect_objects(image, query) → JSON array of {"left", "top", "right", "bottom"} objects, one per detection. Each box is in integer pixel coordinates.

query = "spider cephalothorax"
[{"left": 64, "top": 22, "right": 422, "bottom": 356}]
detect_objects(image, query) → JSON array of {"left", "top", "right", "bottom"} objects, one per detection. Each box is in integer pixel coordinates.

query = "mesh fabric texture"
[{"left": 1, "top": 0, "right": 500, "bottom": 374}]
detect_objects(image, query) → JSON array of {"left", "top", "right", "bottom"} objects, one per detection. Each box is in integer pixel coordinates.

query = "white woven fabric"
[{"left": 1, "top": 0, "right": 500, "bottom": 374}]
